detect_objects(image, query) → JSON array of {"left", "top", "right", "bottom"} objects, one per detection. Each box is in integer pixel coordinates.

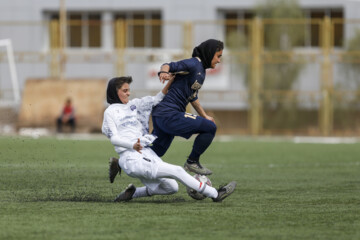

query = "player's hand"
[
  {"left": 140, "top": 134, "right": 157, "bottom": 147},
  {"left": 159, "top": 72, "right": 172, "bottom": 84},
  {"left": 205, "top": 115, "right": 215, "bottom": 123},
  {"left": 133, "top": 138, "right": 143, "bottom": 153}
]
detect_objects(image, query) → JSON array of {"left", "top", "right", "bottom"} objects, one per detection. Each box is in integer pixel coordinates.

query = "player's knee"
[
  {"left": 207, "top": 121, "right": 217, "bottom": 135},
  {"left": 173, "top": 165, "right": 186, "bottom": 176},
  {"left": 163, "top": 179, "right": 179, "bottom": 194},
  {"left": 169, "top": 181, "right": 179, "bottom": 194},
  {"left": 200, "top": 117, "right": 217, "bottom": 135}
]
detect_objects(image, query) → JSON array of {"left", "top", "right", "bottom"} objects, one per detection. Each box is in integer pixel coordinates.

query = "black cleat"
[
  {"left": 109, "top": 157, "right": 121, "bottom": 183},
  {"left": 114, "top": 184, "right": 136, "bottom": 202}
]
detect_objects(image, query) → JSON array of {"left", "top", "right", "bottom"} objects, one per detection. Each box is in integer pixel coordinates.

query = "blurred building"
[{"left": 0, "top": 0, "right": 360, "bottom": 135}]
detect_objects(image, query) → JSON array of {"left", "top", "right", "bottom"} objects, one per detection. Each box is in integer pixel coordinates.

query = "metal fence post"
[
  {"left": 183, "top": 21, "right": 193, "bottom": 113},
  {"left": 249, "top": 17, "right": 263, "bottom": 136},
  {"left": 59, "top": 0, "right": 66, "bottom": 80},
  {"left": 115, "top": 19, "right": 126, "bottom": 76},
  {"left": 183, "top": 21, "right": 193, "bottom": 58},
  {"left": 319, "top": 16, "right": 333, "bottom": 136},
  {"left": 49, "top": 19, "right": 60, "bottom": 78}
]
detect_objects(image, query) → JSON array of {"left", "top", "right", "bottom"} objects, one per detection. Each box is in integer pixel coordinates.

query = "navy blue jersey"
[{"left": 152, "top": 57, "right": 205, "bottom": 117}]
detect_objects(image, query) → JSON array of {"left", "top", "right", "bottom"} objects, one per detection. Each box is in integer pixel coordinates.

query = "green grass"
[{"left": 0, "top": 136, "right": 359, "bottom": 240}]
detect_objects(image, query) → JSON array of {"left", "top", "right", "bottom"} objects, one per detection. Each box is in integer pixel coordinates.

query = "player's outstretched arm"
[{"left": 161, "top": 75, "right": 174, "bottom": 95}]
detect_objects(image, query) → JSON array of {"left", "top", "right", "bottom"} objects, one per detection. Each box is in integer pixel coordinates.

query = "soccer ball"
[{"left": 186, "top": 174, "right": 212, "bottom": 200}]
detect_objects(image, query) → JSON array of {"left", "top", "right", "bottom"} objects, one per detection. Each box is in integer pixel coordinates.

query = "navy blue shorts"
[{"left": 151, "top": 112, "right": 216, "bottom": 157}]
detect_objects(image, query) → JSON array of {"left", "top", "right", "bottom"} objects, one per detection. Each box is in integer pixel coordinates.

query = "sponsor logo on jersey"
[
  {"left": 187, "top": 80, "right": 202, "bottom": 101},
  {"left": 191, "top": 80, "right": 202, "bottom": 90}
]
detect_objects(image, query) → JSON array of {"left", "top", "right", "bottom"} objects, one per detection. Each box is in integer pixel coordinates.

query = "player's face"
[
  {"left": 210, "top": 50, "right": 222, "bottom": 69},
  {"left": 117, "top": 83, "right": 130, "bottom": 104}
]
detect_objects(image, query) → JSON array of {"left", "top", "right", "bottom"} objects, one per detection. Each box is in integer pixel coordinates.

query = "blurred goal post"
[{"left": 0, "top": 39, "right": 20, "bottom": 107}]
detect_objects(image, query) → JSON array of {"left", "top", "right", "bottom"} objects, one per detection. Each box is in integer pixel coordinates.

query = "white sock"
[
  {"left": 202, "top": 184, "right": 218, "bottom": 199},
  {"left": 132, "top": 186, "right": 149, "bottom": 198}
]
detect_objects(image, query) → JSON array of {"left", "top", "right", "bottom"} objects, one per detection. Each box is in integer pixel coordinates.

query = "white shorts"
[
  {"left": 118, "top": 148, "right": 178, "bottom": 194},
  {"left": 119, "top": 147, "right": 162, "bottom": 180}
]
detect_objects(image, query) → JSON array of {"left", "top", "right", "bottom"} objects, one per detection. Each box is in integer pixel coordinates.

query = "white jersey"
[{"left": 102, "top": 91, "right": 165, "bottom": 154}]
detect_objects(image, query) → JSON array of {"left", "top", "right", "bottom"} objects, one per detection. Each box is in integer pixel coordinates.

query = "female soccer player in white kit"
[{"left": 102, "top": 76, "right": 236, "bottom": 202}]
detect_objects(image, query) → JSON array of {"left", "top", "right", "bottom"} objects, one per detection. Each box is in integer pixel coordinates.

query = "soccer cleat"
[
  {"left": 184, "top": 162, "right": 213, "bottom": 175},
  {"left": 114, "top": 184, "right": 136, "bottom": 202},
  {"left": 212, "top": 181, "right": 237, "bottom": 202},
  {"left": 109, "top": 157, "right": 121, "bottom": 183}
]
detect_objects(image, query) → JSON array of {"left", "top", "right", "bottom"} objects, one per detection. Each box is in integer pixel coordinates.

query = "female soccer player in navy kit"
[{"left": 151, "top": 39, "right": 224, "bottom": 175}]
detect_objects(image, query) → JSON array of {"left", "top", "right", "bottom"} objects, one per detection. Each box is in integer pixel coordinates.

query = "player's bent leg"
[
  {"left": 183, "top": 117, "right": 217, "bottom": 175},
  {"left": 156, "top": 161, "right": 218, "bottom": 199},
  {"left": 159, "top": 179, "right": 179, "bottom": 194},
  {"left": 185, "top": 131, "right": 216, "bottom": 175},
  {"left": 146, "top": 178, "right": 179, "bottom": 196},
  {"left": 132, "top": 186, "right": 151, "bottom": 198},
  {"left": 150, "top": 132, "right": 174, "bottom": 157},
  {"left": 150, "top": 141, "right": 169, "bottom": 157},
  {"left": 126, "top": 179, "right": 178, "bottom": 199},
  {"left": 151, "top": 116, "right": 175, "bottom": 157},
  {"left": 189, "top": 130, "right": 216, "bottom": 160}
]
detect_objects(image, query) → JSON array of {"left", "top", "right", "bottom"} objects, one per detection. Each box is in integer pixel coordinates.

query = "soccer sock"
[
  {"left": 132, "top": 186, "right": 150, "bottom": 198},
  {"left": 188, "top": 132, "right": 215, "bottom": 162},
  {"left": 202, "top": 185, "right": 218, "bottom": 199},
  {"left": 187, "top": 157, "right": 198, "bottom": 164}
]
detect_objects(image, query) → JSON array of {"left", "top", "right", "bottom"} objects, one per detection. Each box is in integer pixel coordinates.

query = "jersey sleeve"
[
  {"left": 167, "top": 58, "right": 196, "bottom": 73},
  {"left": 130, "top": 91, "right": 165, "bottom": 135},
  {"left": 102, "top": 109, "right": 134, "bottom": 149},
  {"left": 189, "top": 95, "right": 198, "bottom": 102},
  {"left": 133, "top": 91, "right": 165, "bottom": 112},
  {"left": 102, "top": 110, "right": 116, "bottom": 139}
]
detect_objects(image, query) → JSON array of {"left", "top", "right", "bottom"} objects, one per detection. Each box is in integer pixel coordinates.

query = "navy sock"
[{"left": 187, "top": 157, "right": 198, "bottom": 164}]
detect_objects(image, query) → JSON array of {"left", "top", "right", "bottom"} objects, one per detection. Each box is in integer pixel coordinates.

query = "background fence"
[{"left": 0, "top": 17, "right": 360, "bottom": 136}]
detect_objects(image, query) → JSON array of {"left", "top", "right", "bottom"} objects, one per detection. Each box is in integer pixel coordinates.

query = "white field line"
[
  {"left": 215, "top": 135, "right": 360, "bottom": 144},
  {"left": 293, "top": 136, "right": 360, "bottom": 144},
  {"left": 15, "top": 128, "right": 360, "bottom": 144}
]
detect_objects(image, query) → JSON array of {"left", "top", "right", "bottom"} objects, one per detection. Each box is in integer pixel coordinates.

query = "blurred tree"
[
  {"left": 257, "top": 0, "right": 306, "bottom": 131},
  {"left": 226, "top": 0, "right": 307, "bottom": 131},
  {"left": 255, "top": 0, "right": 304, "bottom": 94},
  {"left": 226, "top": 30, "right": 249, "bottom": 81}
]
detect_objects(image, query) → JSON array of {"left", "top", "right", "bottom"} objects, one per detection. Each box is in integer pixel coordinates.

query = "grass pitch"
[{"left": 0, "top": 136, "right": 359, "bottom": 240}]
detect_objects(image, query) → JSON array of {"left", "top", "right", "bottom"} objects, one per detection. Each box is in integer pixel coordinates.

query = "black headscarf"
[
  {"left": 106, "top": 78, "right": 122, "bottom": 104},
  {"left": 192, "top": 39, "right": 223, "bottom": 69}
]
